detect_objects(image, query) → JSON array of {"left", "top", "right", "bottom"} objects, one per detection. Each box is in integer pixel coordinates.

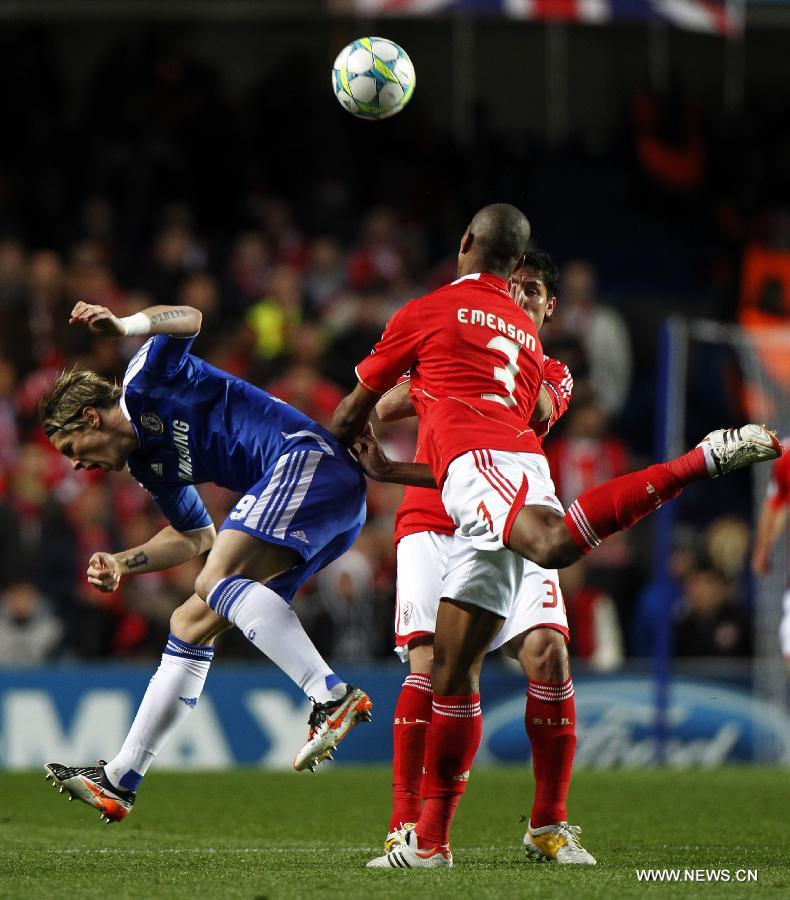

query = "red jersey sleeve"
[
  {"left": 531, "top": 356, "right": 573, "bottom": 440},
  {"left": 766, "top": 447, "right": 790, "bottom": 510},
  {"left": 355, "top": 300, "right": 422, "bottom": 395}
]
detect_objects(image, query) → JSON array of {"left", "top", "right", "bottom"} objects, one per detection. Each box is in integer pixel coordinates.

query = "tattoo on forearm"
[
  {"left": 149, "top": 309, "right": 188, "bottom": 326},
  {"left": 124, "top": 551, "right": 148, "bottom": 570}
]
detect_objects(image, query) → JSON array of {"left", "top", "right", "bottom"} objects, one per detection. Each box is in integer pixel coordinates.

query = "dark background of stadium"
[{"left": 0, "top": 2, "right": 786, "bottom": 669}]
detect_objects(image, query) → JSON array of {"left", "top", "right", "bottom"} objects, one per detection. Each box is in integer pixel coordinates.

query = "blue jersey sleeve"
[
  {"left": 142, "top": 334, "right": 196, "bottom": 379},
  {"left": 149, "top": 484, "right": 213, "bottom": 532}
]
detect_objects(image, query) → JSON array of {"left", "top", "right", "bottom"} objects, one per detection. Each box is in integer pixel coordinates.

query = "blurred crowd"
[{"left": 0, "top": 25, "right": 786, "bottom": 667}]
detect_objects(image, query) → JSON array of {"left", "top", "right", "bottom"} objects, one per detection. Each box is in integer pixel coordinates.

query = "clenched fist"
[{"left": 87, "top": 552, "right": 122, "bottom": 592}]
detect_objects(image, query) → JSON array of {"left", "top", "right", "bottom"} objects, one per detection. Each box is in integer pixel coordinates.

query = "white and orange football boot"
[
  {"left": 698, "top": 425, "right": 782, "bottom": 477},
  {"left": 44, "top": 761, "right": 135, "bottom": 824},
  {"left": 293, "top": 684, "right": 373, "bottom": 771}
]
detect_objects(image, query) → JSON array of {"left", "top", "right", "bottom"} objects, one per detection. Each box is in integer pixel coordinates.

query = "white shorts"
[
  {"left": 781, "top": 591, "right": 790, "bottom": 658},
  {"left": 433, "top": 449, "right": 565, "bottom": 617},
  {"left": 441, "top": 449, "right": 564, "bottom": 552},
  {"left": 394, "top": 530, "right": 569, "bottom": 662}
]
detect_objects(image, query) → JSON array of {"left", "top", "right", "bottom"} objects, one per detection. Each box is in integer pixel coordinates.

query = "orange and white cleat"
[
  {"left": 293, "top": 684, "right": 373, "bottom": 771},
  {"left": 44, "top": 761, "right": 135, "bottom": 824}
]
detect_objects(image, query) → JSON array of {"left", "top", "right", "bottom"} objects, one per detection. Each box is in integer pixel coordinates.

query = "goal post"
[{"left": 652, "top": 318, "right": 790, "bottom": 762}]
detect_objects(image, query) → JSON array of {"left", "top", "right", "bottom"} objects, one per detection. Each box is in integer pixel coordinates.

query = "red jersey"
[
  {"left": 766, "top": 442, "right": 790, "bottom": 510},
  {"left": 393, "top": 355, "right": 574, "bottom": 544},
  {"left": 357, "top": 273, "right": 545, "bottom": 484}
]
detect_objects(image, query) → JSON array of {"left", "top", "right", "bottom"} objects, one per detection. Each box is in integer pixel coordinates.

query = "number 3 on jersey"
[{"left": 482, "top": 335, "right": 521, "bottom": 408}]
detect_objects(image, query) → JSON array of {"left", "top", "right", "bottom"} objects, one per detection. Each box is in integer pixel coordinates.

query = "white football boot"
[
  {"left": 384, "top": 822, "right": 416, "bottom": 853},
  {"left": 293, "top": 684, "right": 373, "bottom": 771},
  {"left": 698, "top": 425, "right": 782, "bottom": 477},
  {"left": 44, "top": 761, "right": 135, "bottom": 823},
  {"left": 367, "top": 828, "right": 453, "bottom": 869},
  {"left": 523, "top": 820, "right": 596, "bottom": 864}
]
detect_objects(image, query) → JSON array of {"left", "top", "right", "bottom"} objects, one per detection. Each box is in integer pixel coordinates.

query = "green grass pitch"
[{"left": 1, "top": 767, "right": 787, "bottom": 898}]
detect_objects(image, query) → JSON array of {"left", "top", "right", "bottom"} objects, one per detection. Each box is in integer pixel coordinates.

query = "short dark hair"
[
  {"left": 468, "top": 204, "right": 531, "bottom": 276},
  {"left": 516, "top": 246, "right": 560, "bottom": 299}
]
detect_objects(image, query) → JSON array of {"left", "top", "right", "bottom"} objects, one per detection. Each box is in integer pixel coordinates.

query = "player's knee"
[
  {"left": 194, "top": 567, "right": 232, "bottom": 603},
  {"left": 408, "top": 638, "right": 434, "bottom": 675},
  {"left": 522, "top": 628, "right": 568, "bottom": 682},
  {"left": 430, "top": 641, "right": 455, "bottom": 693},
  {"left": 169, "top": 599, "right": 212, "bottom": 641},
  {"left": 169, "top": 603, "right": 190, "bottom": 635},
  {"left": 510, "top": 510, "right": 579, "bottom": 569}
]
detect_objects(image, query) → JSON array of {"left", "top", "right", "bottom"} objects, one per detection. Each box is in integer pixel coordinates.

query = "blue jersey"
[{"left": 121, "top": 335, "right": 356, "bottom": 532}]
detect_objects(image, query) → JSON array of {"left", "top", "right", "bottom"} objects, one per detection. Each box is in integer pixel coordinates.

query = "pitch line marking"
[{"left": 2, "top": 846, "right": 511, "bottom": 855}]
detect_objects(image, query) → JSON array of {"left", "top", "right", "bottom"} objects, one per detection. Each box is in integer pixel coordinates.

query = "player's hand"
[
  {"left": 69, "top": 301, "right": 126, "bottom": 337},
  {"left": 87, "top": 552, "right": 122, "bottom": 592},
  {"left": 353, "top": 425, "right": 393, "bottom": 482},
  {"left": 508, "top": 274, "right": 528, "bottom": 309}
]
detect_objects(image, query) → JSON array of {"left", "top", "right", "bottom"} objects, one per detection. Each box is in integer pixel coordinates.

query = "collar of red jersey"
[{"left": 451, "top": 272, "right": 509, "bottom": 291}]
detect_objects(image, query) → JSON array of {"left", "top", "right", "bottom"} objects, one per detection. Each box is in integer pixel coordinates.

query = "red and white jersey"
[
  {"left": 356, "top": 273, "right": 545, "bottom": 484},
  {"left": 765, "top": 442, "right": 790, "bottom": 510},
  {"left": 393, "top": 355, "right": 574, "bottom": 544}
]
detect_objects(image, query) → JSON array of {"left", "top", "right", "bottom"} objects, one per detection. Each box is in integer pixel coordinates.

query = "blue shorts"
[{"left": 220, "top": 441, "right": 367, "bottom": 601}]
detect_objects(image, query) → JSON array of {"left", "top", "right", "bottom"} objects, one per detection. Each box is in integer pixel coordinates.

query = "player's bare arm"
[
  {"left": 87, "top": 523, "right": 216, "bottom": 592},
  {"left": 68, "top": 301, "right": 203, "bottom": 338},
  {"left": 751, "top": 503, "right": 788, "bottom": 575},
  {"left": 530, "top": 385, "right": 553, "bottom": 423},
  {"left": 330, "top": 381, "right": 381, "bottom": 445},
  {"left": 376, "top": 380, "right": 415, "bottom": 422},
  {"left": 355, "top": 428, "right": 437, "bottom": 488}
]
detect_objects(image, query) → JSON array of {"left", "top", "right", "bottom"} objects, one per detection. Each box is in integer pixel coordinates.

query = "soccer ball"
[{"left": 332, "top": 37, "right": 415, "bottom": 121}]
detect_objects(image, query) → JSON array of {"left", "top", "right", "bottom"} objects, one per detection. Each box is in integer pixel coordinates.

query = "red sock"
[
  {"left": 417, "top": 693, "right": 482, "bottom": 848},
  {"left": 563, "top": 448, "right": 707, "bottom": 553},
  {"left": 526, "top": 678, "right": 576, "bottom": 827},
  {"left": 389, "top": 673, "right": 432, "bottom": 831}
]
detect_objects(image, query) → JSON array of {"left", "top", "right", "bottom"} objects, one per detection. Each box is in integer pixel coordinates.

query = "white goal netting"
[{"left": 661, "top": 319, "right": 790, "bottom": 726}]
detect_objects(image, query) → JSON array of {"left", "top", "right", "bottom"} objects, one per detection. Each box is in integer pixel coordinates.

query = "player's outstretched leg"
[
  {"left": 562, "top": 425, "right": 782, "bottom": 555},
  {"left": 510, "top": 425, "right": 783, "bottom": 567}
]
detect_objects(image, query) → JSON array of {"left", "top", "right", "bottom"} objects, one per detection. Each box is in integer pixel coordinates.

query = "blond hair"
[{"left": 39, "top": 368, "right": 121, "bottom": 437}]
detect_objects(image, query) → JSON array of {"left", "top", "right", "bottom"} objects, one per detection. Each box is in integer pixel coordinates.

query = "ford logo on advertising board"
[{"left": 479, "top": 678, "right": 790, "bottom": 767}]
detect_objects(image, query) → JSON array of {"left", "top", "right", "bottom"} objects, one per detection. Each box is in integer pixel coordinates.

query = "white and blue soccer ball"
[{"left": 332, "top": 37, "right": 415, "bottom": 121}]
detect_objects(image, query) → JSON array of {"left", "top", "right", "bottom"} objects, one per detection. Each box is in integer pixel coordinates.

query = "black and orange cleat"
[
  {"left": 293, "top": 685, "right": 373, "bottom": 772},
  {"left": 44, "top": 761, "right": 135, "bottom": 824}
]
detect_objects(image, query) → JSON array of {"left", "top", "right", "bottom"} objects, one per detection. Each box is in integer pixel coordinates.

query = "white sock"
[
  {"left": 207, "top": 576, "right": 346, "bottom": 702},
  {"left": 103, "top": 635, "right": 213, "bottom": 792}
]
